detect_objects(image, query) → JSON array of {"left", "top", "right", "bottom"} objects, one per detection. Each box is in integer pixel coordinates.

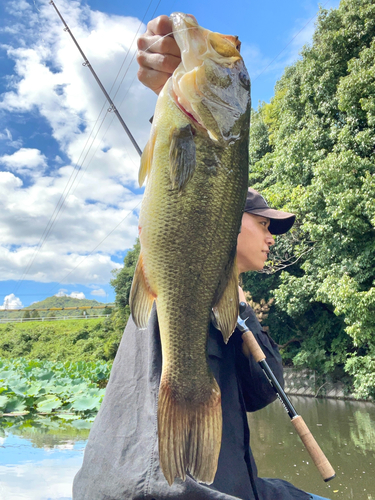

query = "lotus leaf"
[
  {"left": 72, "top": 419, "right": 93, "bottom": 429},
  {"left": 0, "top": 357, "right": 112, "bottom": 419},
  {"left": 8, "top": 381, "right": 30, "bottom": 396},
  {"left": 36, "top": 395, "right": 63, "bottom": 413},
  {"left": 70, "top": 395, "right": 101, "bottom": 411},
  {"left": 0, "top": 395, "right": 8, "bottom": 409},
  {"left": 4, "top": 396, "right": 27, "bottom": 413},
  {"left": 26, "top": 383, "right": 43, "bottom": 397}
]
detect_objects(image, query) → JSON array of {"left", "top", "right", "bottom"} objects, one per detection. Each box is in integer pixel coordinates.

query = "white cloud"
[
  {"left": 55, "top": 289, "right": 85, "bottom": 299},
  {"left": 0, "top": 0, "right": 155, "bottom": 286},
  {"left": 0, "top": 293, "right": 23, "bottom": 309},
  {"left": 69, "top": 291, "right": 85, "bottom": 299},
  {"left": 0, "top": 128, "right": 12, "bottom": 141},
  {"left": 0, "top": 148, "right": 47, "bottom": 175},
  {"left": 91, "top": 288, "right": 106, "bottom": 297},
  {"left": 0, "top": 455, "right": 83, "bottom": 500},
  {"left": 0, "top": 128, "right": 23, "bottom": 148}
]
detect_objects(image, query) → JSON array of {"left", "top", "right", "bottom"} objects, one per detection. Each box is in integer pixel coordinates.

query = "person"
[{"left": 72, "top": 16, "right": 331, "bottom": 500}]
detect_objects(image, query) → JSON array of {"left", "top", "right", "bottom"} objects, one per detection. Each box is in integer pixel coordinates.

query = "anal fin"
[
  {"left": 212, "top": 258, "right": 239, "bottom": 343},
  {"left": 129, "top": 252, "right": 155, "bottom": 327}
]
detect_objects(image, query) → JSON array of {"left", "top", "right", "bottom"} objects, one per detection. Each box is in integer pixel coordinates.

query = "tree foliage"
[
  {"left": 110, "top": 238, "right": 140, "bottom": 331},
  {"left": 0, "top": 318, "right": 121, "bottom": 363},
  {"left": 245, "top": 0, "right": 375, "bottom": 398}
]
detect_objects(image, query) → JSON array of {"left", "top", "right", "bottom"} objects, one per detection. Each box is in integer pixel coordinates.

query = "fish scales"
[{"left": 130, "top": 12, "right": 250, "bottom": 487}]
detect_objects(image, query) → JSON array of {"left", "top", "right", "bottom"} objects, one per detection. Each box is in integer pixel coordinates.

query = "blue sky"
[{"left": 0, "top": 0, "right": 341, "bottom": 307}]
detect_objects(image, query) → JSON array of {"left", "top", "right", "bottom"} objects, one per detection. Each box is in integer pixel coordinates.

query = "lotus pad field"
[{"left": 0, "top": 357, "right": 112, "bottom": 420}]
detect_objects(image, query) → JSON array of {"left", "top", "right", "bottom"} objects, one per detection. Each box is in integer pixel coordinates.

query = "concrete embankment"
[{"left": 283, "top": 367, "right": 373, "bottom": 402}]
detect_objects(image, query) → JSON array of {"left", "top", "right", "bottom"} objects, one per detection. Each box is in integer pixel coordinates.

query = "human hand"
[{"left": 137, "top": 15, "right": 181, "bottom": 95}]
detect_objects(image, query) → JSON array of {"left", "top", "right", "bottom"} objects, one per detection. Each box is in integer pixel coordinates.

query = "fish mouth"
[
  {"left": 170, "top": 12, "right": 248, "bottom": 142},
  {"left": 170, "top": 13, "right": 205, "bottom": 127}
]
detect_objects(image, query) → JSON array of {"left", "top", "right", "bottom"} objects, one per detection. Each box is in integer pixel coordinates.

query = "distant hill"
[
  {"left": 0, "top": 295, "right": 114, "bottom": 320},
  {"left": 25, "top": 296, "right": 107, "bottom": 310}
]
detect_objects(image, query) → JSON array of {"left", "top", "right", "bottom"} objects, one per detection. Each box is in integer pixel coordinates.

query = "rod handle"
[
  {"left": 241, "top": 330, "right": 266, "bottom": 363},
  {"left": 291, "top": 415, "right": 335, "bottom": 482}
]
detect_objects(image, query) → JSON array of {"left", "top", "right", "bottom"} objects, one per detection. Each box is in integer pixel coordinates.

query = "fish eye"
[{"left": 239, "top": 71, "right": 250, "bottom": 90}]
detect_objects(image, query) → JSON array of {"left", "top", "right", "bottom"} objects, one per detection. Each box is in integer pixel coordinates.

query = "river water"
[
  {"left": 249, "top": 396, "right": 375, "bottom": 500},
  {"left": 1, "top": 397, "right": 374, "bottom": 499}
]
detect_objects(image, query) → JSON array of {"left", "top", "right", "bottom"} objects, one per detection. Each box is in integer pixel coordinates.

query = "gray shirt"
[{"left": 73, "top": 304, "right": 310, "bottom": 500}]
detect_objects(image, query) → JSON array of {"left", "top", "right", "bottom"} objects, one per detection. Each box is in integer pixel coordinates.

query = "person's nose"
[{"left": 266, "top": 232, "right": 275, "bottom": 247}]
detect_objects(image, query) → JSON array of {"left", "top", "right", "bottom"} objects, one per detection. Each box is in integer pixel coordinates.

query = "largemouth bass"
[{"left": 130, "top": 12, "right": 250, "bottom": 486}]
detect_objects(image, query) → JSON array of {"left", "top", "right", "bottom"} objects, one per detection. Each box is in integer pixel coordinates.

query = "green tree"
[
  {"left": 103, "top": 306, "right": 113, "bottom": 316},
  {"left": 108, "top": 238, "right": 140, "bottom": 336},
  {"left": 47, "top": 312, "right": 56, "bottom": 321},
  {"left": 246, "top": 0, "right": 375, "bottom": 398},
  {"left": 31, "top": 310, "right": 40, "bottom": 319},
  {"left": 111, "top": 238, "right": 140, "bottom": 313},
  {"left": 23, "top": 310, "right": 31, "bottom": 320}
]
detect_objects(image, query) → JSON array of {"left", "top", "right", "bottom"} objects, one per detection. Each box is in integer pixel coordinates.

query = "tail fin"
[{"left": 158, "top": 377, "right": 222, "bottom": 486}]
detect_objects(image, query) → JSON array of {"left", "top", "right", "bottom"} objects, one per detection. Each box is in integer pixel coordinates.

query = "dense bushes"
[{"left": 0, "top": 318, "right": 124, "bottom": 363}]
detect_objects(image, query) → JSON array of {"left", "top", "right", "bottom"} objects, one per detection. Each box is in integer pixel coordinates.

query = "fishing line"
[
  {"left": 253, "top": 0, "right": 331, "bottom": 81},
  {"left": 12, "top": 0, "right": 158, "bottom": 292},
  {"left": 47, "top": 26, "right": 213, "bottom": 292},
  {"left": 64, "top": 1, "right": 164, "bottom": 197},
  {"left": 13, "top": 7, "right": 111, "bottom": 294},
  {"left": 47, "top": 201, "right": 142, "bottom": 293},
  {"left": 16, "top": 25, "right": 228, "bottom": 293},
  {"left": 70, "top": 24, "right": 200, "bottom": 197}
]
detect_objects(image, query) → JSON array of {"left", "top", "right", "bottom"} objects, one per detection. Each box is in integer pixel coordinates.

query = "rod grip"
[
  {"left": 291, "top": 415, "right": 335, "bottom": 482},
  {"left": 241, "top": 330, "right": 266, "bottom": 363}
]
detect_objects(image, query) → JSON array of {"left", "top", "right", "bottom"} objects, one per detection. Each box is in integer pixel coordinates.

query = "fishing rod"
[
  {"left": 237, "top": 302, "right": 335, "bottom": 483},
  {"left": 49, "top": 0, "right": 142, "bottom": 157}
]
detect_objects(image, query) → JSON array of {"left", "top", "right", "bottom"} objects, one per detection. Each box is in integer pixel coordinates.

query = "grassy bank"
[{"left": 0, "top": 317, "right": 123, "bottom": 363}]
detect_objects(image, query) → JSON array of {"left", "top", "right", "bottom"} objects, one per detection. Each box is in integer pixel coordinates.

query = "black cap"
[{"left": 244, "top": 188, "right": 295, "bottom": 235}]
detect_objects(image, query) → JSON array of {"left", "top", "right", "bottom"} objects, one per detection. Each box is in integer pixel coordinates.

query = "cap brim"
[{"left": 245, "top": 208, "right": 296, "bottom": 235}]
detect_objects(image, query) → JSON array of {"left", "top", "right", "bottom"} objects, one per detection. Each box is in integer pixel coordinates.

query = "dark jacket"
[{"left": 73, "top": 304, "right": 310, "bottom": 500}]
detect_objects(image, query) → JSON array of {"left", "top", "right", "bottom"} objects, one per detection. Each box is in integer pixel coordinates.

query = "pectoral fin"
[
  {"left": 139, "top": 128, "right": 156, "bottom": 187},
  {"left": 212, "top": 258, "right": 239, "bottom": 343},
  {"left": 129, "top": 252, "right": 156, "bottom": 327},
  {"left": 169, "top": 124, "right": 196, "bottom": 191}
]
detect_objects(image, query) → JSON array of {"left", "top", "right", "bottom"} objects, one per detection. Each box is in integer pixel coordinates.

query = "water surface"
[
  {"left": 249, "top": 396, "right": 375, "bottom": 500},
  {"left": 0, "top": 418, "right": 89, "bottom": 500},
  {"left": 1, "top": 397, "right": 374, "bottom": 499}
]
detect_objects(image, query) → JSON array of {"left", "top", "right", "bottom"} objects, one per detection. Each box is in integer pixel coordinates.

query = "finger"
[
  {"left": 137, "top": 50, "right": 180, "bottom": 76},
  {"left": 137, "top": 67, "right": 171, "bottom": 95},
  {"left": 137, "top": 34, "right": 180, "bottom": 58},
  {"left": 146, "top": 15, "right": 173, "bottom": 37}
]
